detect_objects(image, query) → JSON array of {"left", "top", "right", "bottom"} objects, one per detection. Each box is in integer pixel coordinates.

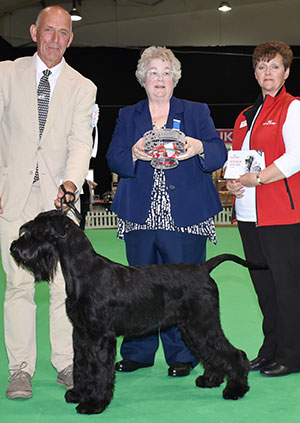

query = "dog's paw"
[
  {"left": 195, "top": 374, "right": 223, "bottom": 388},
  {"left": 222, "top": 383, "right": 249, "bottom": 400},
  {"left": 65, "top": 388, "right": 81, "bottom": 403},
  {"left": 76, "top": 400, "right": 108, "bottom": 415}
]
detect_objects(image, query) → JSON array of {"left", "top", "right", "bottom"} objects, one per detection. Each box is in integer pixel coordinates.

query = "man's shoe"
[
  {"left": 168, "top": 362, "right": 192, "bottom": 377},
  {"left": 57, "top": 364, "right": 74, "bottom": 390},
  {"left": 115, "top": 359, "right": 153, "bottom": 372},
  {"left": 6, "top": 363, "right": 32, "bottom": 399},
  {"left": 249, "top": 357, "right": 275, "bottom": 371},
  {"left": 260, "top": 363, "right": 300, "bottom": 377}
]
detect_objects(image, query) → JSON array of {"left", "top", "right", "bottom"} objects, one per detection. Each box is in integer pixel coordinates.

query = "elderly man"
[{"left": 0, "top": 5, "right": 97, "bottom": 399}]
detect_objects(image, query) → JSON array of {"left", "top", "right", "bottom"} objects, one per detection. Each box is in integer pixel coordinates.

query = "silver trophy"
[{"left": 143, "top": 128, "right": 186, "bottom": 169}]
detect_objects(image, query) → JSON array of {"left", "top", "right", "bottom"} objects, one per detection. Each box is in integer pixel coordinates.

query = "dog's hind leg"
[
  {"left": 179, "top": 322, "right": 225, "bottom": 388},
  {"left": 186, "top": 328, "right": 249, "bottom": 398},
  {"left": 199, "top": 334, "right": 249, "bottom": 400},
  {"left": 179, "top": 305, "right": 249, "bottom": 399},
  {"left": 197, "top": 335, "right": 250, "bottom": 400},
  {"left": 75, "top": 332, "right": 117, "bottom": 415},
  {"left": 195, "top": 364, "right": 224, "bottom": 388},
  {"left": 221, "top": 347, "right": 250, "bottom": 400}
]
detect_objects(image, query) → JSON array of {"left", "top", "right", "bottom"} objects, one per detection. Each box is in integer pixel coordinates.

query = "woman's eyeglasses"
[{"left": 147, "top": 70, "right": 173, "bottom": 80}]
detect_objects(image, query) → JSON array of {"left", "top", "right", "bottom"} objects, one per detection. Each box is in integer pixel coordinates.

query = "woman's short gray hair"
[{"left": 135, "top": 46, "right": 182, "bottom": 87}]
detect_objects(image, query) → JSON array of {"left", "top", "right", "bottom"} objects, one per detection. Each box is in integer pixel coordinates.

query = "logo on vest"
[{"left": 262, "top": 120, "right": 276, "bottom": 126}]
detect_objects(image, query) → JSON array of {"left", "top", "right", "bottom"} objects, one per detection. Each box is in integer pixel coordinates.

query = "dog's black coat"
[{"left": 10, "top": 210, "right": 252, "bottom": 415}]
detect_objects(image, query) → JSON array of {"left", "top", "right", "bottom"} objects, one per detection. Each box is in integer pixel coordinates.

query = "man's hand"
[{"left": 54, "top": 181, "right": 77, "bottom": 210}]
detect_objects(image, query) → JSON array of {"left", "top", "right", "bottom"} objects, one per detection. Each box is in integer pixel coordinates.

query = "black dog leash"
[{"left": 58, "top": 184, "right": 82, "bottom": 221}]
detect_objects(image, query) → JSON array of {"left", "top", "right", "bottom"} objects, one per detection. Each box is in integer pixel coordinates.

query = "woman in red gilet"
[{"left": 227, "top": 41, "right": 300, "bottom": 377}]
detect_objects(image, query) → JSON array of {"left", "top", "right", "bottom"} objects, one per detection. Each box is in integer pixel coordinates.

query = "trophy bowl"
[{"left": 143, "top": 128, "right": 186, "bottom": 169}]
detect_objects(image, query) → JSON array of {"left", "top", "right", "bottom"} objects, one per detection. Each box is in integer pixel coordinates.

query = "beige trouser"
[{"left": 0, "top": 182, "right": 73, "bottom": 377}]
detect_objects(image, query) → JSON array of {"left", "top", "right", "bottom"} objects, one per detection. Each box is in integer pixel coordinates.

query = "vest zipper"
[{"left": 284, "top": 179, "right": 295, "bottom": 210}]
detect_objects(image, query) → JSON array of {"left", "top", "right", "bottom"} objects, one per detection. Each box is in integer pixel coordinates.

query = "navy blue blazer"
[{"left": 106, "top": 97, "right": 227, "bottom": 227}]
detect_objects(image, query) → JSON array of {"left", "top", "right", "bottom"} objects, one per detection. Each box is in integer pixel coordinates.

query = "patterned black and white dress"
[{"left": 117, "top": 168, "right": 216, "bottom": 244}]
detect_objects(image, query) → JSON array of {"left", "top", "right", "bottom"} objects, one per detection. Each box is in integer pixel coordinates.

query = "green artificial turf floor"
[{"left": 1, "top": 227, "right": 300, "bottom": 422}]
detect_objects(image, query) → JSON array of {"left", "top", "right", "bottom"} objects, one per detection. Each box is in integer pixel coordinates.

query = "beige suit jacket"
[{"left": 0, "top": 55, "right": 97, "bottom": 221}]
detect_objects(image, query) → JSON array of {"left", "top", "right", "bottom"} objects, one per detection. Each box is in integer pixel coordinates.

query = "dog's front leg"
[
  {"left": 65, "top": 324, "right": 87, "bottom": 404},
  {"left": 75, "top": 332, "right": 117, "bottom": 415}
]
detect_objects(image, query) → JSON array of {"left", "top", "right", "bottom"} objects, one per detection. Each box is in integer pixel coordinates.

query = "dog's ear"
[{"left": 51, "top": 215, "right": 70, "bottom": 238}]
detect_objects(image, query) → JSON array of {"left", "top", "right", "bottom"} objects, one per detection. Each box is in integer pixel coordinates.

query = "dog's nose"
[
  {"left": 10, "top": 240, "right": 22, "bottom": 263},
  {"left": 10, "top": 240, "right": 18, "bottom": 256}
]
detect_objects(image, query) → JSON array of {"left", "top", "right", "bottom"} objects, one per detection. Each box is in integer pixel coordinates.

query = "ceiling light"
[
  {"left": 218, "top": 2, "right": 232, "bottom": 12},
  {"left": 69, "top": 0, "right": 82, "bottom": 21}
]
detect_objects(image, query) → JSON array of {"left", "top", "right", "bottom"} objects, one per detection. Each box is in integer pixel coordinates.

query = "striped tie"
[{"left": 33, "top": 69, "right": 51, "bottom": 183}]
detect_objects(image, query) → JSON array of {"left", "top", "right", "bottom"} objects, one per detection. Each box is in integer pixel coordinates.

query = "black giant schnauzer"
[{"left": 10, "top": 210, "right": 254, "bottom": 415}]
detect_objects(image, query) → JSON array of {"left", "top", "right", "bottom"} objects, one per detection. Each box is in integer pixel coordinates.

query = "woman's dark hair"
[{"left": 252, "top": 41, "right": 293, "bottom": 70}]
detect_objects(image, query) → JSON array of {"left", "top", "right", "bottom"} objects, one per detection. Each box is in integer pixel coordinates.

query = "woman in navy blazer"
[{"left": 107, "top": 46, "right": 227, "bottom": 377}]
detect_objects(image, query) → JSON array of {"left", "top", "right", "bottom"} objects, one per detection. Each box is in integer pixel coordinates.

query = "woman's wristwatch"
[{"left": 256, "top": 173, "right": 263, "bottom": 185}]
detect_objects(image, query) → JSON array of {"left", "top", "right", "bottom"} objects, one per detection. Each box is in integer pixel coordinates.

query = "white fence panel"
[
  {"left": 85, "top": 207, "right": 234, "bottom": 229},
  {"left": 86, "top": 210, "right": 118, "bottom": 229}
]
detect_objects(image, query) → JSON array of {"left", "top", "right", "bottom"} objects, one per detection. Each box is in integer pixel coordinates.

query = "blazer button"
[{"left": 169, "top": 184, "right": 175, "bottom": 190}]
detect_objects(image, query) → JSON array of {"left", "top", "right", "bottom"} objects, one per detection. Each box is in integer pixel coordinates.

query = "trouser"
[
  {"left": 120, "top": 230, "right": 207, "bottom": 367},
  {"left": 238, "top": 221, "right": 300, "bottom": 368},
  {"left": 0, "top": 182, "right": 73, "bottom": 377}
]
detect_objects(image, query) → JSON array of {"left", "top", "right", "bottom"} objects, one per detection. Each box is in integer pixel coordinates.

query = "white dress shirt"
[{"left": 35, "top": 52, "right": 64, "bottom": 99}]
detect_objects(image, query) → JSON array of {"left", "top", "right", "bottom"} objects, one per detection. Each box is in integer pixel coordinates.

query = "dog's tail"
[{"left": 203, "top": 253, "right": 267, "bottom": 274}]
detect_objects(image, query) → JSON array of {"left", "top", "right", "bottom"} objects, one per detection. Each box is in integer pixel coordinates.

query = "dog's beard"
[{"left": 10, "top": 237, "right": 59, "bottom": 282}]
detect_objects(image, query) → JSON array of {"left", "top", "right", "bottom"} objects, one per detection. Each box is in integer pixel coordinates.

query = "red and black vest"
[{"left": 232, "top": 86, "right": 300, "bottom": 226}]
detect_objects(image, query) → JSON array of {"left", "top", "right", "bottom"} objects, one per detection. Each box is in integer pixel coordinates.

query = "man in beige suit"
[{"left": 0, "top": 5, "right": 97, "bottom": 399}]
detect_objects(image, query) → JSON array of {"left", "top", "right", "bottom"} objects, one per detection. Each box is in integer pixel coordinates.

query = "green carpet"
[{"left": 1, "top": 227, "right": 300, "bottom": 422}]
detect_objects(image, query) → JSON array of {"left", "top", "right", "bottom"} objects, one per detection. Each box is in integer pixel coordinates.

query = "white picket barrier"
[
  {"left": 214, "top": 206, "right": 233, "bottom": 226},
  {"left": 85, "top": 206, "right": 234, "bottom": 229},
  {"left": 86, "top": 210, "right": 118, "bottom": 229}
]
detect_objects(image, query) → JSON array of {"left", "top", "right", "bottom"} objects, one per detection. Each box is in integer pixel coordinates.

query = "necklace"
[{"left": 152, "top": 122, "right": 166, "bottom": 130}]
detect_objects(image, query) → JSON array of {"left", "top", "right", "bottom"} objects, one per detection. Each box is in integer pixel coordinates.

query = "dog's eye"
[{"left": 20, "top": 231, "right": 31, "bottom": 239}]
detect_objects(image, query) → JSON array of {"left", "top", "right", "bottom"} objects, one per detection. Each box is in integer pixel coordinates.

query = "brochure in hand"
[{"left": 224, "top": 150, "right": 265, "bottom": 179}]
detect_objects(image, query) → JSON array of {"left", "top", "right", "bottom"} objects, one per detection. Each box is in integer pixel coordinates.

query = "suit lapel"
[
  {"left": 20, "top": 57, "right": 40, "bottom": 141},
  {"left": 135, "top": 99, "right": 153, "bottom": 137},
  {"left": 167, "top": 97, "right": 184, "bottom": 130}
]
